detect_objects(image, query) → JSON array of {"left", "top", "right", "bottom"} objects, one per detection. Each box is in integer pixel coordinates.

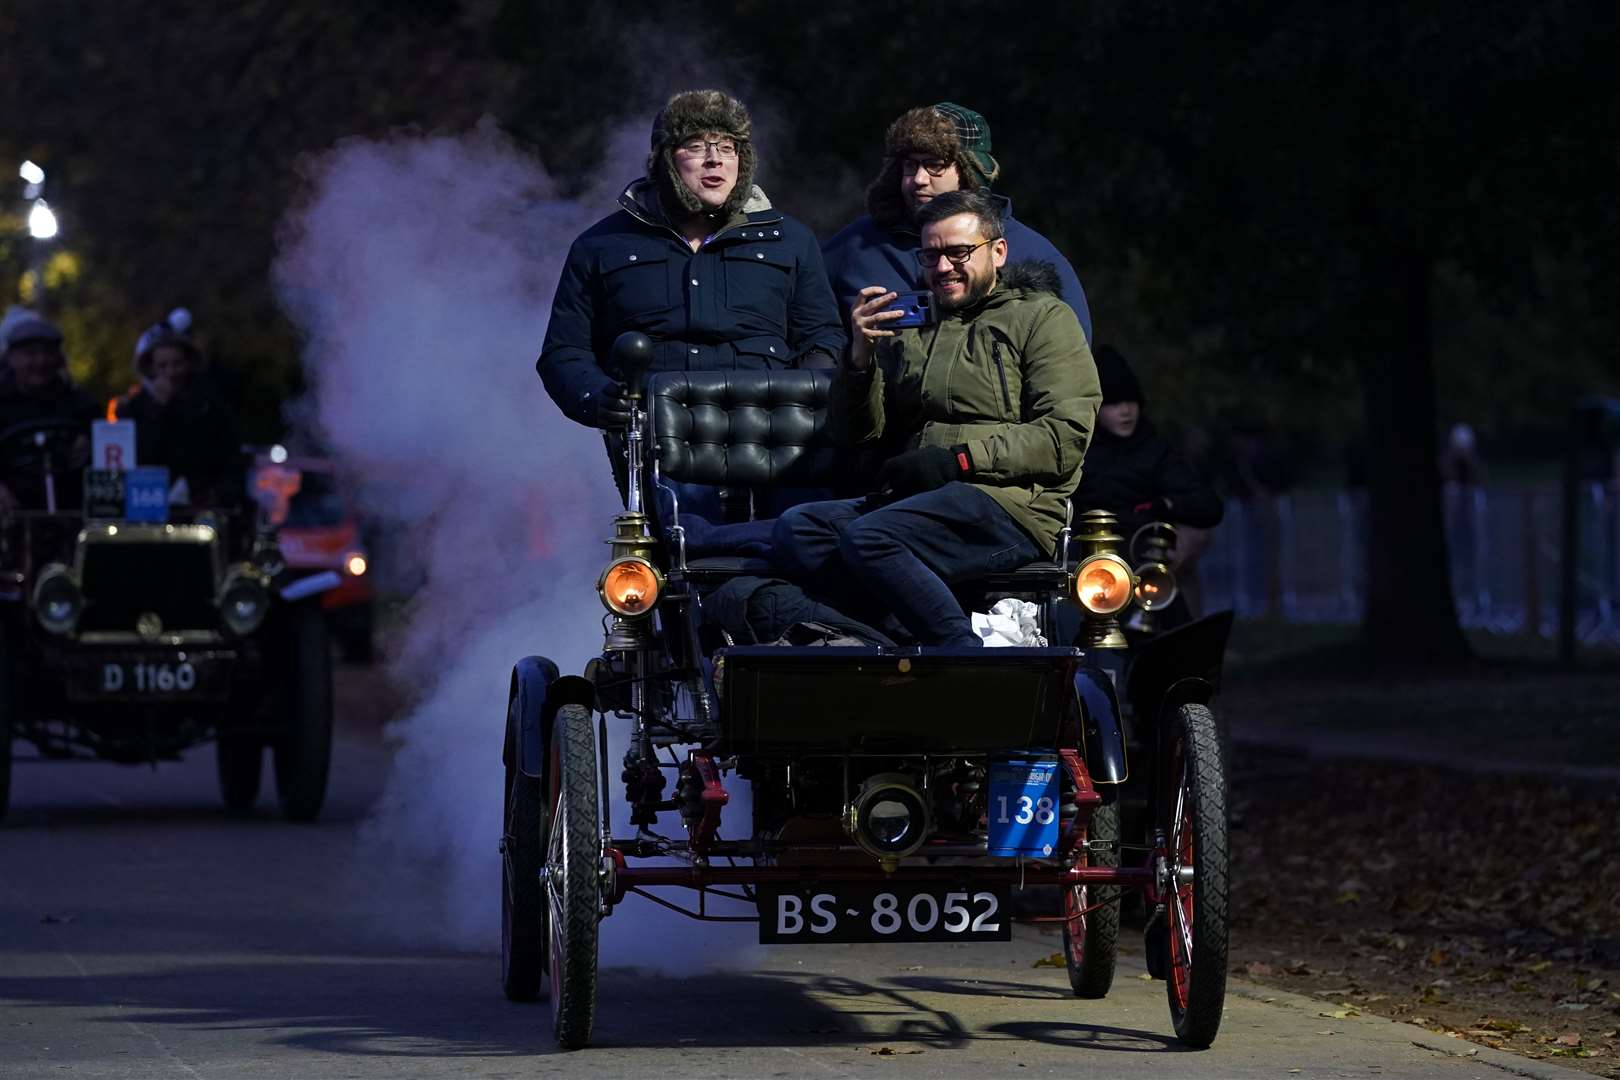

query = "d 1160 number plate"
[{"left": 757, "top": 883, "right": 1009, "bottom": 944}]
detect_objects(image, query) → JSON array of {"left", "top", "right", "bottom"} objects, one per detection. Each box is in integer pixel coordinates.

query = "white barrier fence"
[{"left": 1193, "top": 483, "right": 1620, "bottom": 645}]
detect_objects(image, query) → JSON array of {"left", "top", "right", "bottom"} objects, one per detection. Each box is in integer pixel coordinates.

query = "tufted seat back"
[{"left": 650, "top": 370, "right": 846, "bottom": 488}]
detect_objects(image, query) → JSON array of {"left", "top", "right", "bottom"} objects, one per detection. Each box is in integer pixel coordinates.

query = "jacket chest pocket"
[
  {"left": 986, "top": 336, "right": 1026, "bottom": 420},
  {"left": 598, "top": 249, "right": 671, "bottom": 320},
  {"left": 721, "top": 245, "right": 794, "bottom": 327}
]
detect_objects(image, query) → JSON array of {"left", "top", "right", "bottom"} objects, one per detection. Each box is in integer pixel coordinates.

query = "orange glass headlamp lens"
[
  {"left": 1133, "top": 562, "right": 1178, "bottom": 610},
  {"left": 599, "top": 558, "right": 661, "bottom": 616},
  {"left": 1073, "top": 554, "right": 1133, "bottom": 615}
]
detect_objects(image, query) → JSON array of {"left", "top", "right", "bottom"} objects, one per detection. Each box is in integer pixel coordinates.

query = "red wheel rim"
[
  {"left": 1064, "top": 882, "right": 1088, "bottom": 967},
  {"left": 1167, "top": 753, "right": 1194, "bottom": 1010}
]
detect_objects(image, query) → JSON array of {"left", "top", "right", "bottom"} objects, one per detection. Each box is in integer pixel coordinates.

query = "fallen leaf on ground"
[
  {"left": 871, "top": 1046, "right": 924, "bottom": 1056},
  {"left": 1032, "top": 953, "right": 1064, "bottom": 968},
  {"left": 1557, "top": 1032, "right": 1582, "bottom": 1046},
  {"left": 1245, "top": 961, "right": 1275, "bottom": 977},
  {"left": 1319, "top": 1008, "right": 1359, "bottom": 1019},
  {"left": 1527, "top": 960, "right": 1553, "bottom": 973}
]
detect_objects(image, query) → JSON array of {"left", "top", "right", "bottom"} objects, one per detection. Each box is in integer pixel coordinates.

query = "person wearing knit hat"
[
  {"left": 1075, "top": 344, "right": 1222, "bottom": 538},
  {"left": 822, "top": 102, "right": 1092, "bottom": 343},
  {"left": 539, "top": 89, "right": 844, "bottom": 526}
]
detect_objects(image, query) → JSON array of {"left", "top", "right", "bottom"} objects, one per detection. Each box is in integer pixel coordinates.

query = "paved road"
[{"left": 0, "top": 671, "right": 1587, "bottom": 1080}]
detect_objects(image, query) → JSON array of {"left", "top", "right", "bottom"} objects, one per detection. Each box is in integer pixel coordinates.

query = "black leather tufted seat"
[{"left": 651, "top": 370, "right": 843, "bottom": 490}]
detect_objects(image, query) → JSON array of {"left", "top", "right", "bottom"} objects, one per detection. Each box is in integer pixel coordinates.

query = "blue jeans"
[{"left": 772, "top": 483, "right": 1042, "bottom": 646}]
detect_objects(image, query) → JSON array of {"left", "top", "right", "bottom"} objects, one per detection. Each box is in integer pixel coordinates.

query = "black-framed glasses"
[
  {"left": 915, "top": 238, "right": 995, "bottom": 267},
  {"left": 676, "top": 138, "right": 740, "bottom": 159},
  {"left": 900, "top": 156, "right": 951, "bottom": 178}
]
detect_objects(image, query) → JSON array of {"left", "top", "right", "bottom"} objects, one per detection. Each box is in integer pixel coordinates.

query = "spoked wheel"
[
  {"left": 545, "top": 703, "right": 601, "bottom": 1050},
  {"left": 1063, "top": 799, "right": 1120, "bottom": 998},
  {"left": 1162, "top": 703, "right": 1229, "bottom": 1048},
  {"left": 501, "top": 695, "right": 547, "bottom": 1001}
]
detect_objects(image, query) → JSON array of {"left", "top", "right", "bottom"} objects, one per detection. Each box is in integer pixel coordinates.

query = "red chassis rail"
[{"left": 608, "top": 861, "right": 1154, "bottom": 903}]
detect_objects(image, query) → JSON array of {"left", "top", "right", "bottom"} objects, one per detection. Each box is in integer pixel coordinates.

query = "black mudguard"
[
  {"left": 505, "top": 656, "right": 594, "bottom": 780},
  {"left": 1074, "top": 664, "right": 1128, "bottom": 787}
]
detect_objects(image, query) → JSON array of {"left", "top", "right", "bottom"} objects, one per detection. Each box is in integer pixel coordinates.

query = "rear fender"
[
  {"left": 504, "top": 657, "right": 597, "bottom": 780},
  {"left": 1073, "top": 665, "right": 1127, "bottom": 789}
]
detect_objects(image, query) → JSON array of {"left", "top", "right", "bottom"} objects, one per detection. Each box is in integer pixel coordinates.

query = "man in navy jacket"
[
  {"left": 539, "top": 90, "right": 845, "bottom": 435},
  {"left": 821, "top": 103, "right": 1092, "bottom": 343}
]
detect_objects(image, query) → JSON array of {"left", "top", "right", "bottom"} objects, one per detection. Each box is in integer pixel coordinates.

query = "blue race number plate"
[{"left": 987, "top": 756, "right": 1060, "bottom": 857}]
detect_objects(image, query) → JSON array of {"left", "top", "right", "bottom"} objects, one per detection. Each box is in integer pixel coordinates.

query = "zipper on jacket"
[{"left": 991, "top": 339, "right": 1013, "bottom": 415}]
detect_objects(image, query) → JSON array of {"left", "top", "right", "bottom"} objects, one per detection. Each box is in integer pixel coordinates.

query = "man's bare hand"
[{"left": 847, "top": 286, "right": 904, "bottom": 371}]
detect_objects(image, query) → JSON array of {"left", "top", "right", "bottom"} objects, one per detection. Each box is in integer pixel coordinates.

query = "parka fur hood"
[
  {"left": 647, "top": 89, "right": 758, "bottom": 220},
  {"left": 997, "top": 259, "right": 1065, "bottom": 301}
]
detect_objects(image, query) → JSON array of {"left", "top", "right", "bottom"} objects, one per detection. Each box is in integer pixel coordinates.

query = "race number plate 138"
[{"left": 757, "top": 883, "right": 1010, "bottom": 944}]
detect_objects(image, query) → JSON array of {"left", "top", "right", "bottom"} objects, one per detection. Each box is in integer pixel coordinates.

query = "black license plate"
[
  {"left": 69, "top": 655, "right": 233, "bottom": 702},
  {"left": 757, "top": 882, "right": 1011, "bottom": 944}
]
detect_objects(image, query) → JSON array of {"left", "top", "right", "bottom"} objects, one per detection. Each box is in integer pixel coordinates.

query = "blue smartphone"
[{"left": 883, "top": 290, "right": 934, "bottom": 329}]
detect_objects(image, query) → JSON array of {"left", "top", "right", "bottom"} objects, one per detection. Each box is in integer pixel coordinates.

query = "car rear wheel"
[
  {"left": 501, "top": 693, "right": 547, "bottom": 1001},
  {"left": 1064, "top": 799, "right": 1120, "bottom": 998},
  {"left": 546, "top": 703, "right": 600, "bottom": 1050},
  {"left": 1163, "top": 703, "right": 1229, "bottom": 1048},
  {"left": 273, "top": 604, "right": 334, "bottom": 822},
  {"left": 216, "top": 736, "right": 262, "bottom": 815}
]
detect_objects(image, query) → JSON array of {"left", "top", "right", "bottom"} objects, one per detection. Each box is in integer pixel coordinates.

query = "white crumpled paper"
[{"left": 971, "top": 598, "right": 1048, "bottom": 647}]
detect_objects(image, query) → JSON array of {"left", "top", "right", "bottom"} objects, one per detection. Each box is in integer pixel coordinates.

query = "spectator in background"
[
  {"left": 1439, "top": 421, "right": 1487, "bottom": 615},
  {"left": 1220, "top": 419, "right": 1298, "bottom": 618},
  {"left": 1067, "top": 345, "right": 1222, "bottom": 633},
  {"left": 821, "top": 102, "right": 1092, "bottom": 341}
]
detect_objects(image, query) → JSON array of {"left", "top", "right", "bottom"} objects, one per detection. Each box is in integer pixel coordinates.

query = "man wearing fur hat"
[
  {"left": 773, "top": 191, "right": 1100, "bottom": 646},
  {"left": 822, "top": 103, "right": 1092, "bottom": 343},
  {"left": 117, "top": 309, "right": 241, "bottom": 506},
  {"left": 539, "top": 89, "right": 845, "bottom": 516},
  {"left": 0, "top": 312, "right": 96, "bottom": 512}
]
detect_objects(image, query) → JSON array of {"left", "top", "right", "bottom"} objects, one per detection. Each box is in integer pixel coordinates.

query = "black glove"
[
  {"left": 876, "top": 445, "right": 970, "bottom": 498},
  {"left": 581, "top": 381, "right": 635, "bottom": 429}
]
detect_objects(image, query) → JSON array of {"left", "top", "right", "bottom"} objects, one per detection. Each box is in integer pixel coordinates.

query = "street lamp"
[
  {"left": 17, "top": 160, "right": 59, "bottom": 306},
  {"left": 27, "top": 200, "right": 57, "bottom": 240}
]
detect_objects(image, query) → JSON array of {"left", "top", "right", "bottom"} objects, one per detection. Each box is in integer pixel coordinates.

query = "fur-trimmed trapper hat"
[
  {"left": 647, "top": 89, "right": 757, "bottom": 219},
  {"left": 866, "top": 103, "right": 1001, "bottom": 228}
]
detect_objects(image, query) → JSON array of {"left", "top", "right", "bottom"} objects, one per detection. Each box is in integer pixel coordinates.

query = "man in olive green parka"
[{"left": 772, "top": 190, "right": 1100, "bottom": 645}]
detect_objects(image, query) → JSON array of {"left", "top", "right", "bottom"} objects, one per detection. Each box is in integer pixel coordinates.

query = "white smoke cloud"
[{"left": 274, "top": 119, "right": 758, "bottom": 965}]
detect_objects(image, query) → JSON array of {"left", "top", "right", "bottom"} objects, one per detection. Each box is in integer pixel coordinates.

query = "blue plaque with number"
[
  {"left": 987, "top": 756, "right": 1061, "bottom": 857},
  {"left": 124, "top": 467, "right": 170, "bottom": 523}
]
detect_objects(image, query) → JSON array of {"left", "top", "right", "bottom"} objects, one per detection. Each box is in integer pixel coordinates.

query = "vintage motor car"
[
  {"left": 0, "top": 418, "right": 337, "bottom": 822},
  {"left": 255, "top": 452, "right": 374, "bottom": 663},
  {"left": 498, "top": 336, "right": 1232, "bottom": 1051}
]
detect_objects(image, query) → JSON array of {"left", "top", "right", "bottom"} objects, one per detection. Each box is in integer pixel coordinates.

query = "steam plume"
[{"left": 274, "top": 119, "right": 757, "bottom": 965}]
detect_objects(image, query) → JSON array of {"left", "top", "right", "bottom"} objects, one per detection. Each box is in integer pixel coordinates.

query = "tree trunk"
[{"left": 1359, "top": 242, "right": 1472, "bottom": 665}]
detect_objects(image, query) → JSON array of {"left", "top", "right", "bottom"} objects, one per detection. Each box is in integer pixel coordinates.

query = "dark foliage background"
[{"left": 0, "top": 0, "right": 1614, "bottom": 658}]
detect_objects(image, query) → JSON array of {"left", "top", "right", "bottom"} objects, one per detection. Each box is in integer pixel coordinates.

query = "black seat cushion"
[{"left": 651, "top": 370, "right": 848, "bottom": 489}]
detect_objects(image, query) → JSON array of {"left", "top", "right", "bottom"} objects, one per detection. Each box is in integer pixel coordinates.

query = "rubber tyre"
[
  {"left": 272, "top": 605, "right": 334, "bottom": 822},
  {"left": 1063, "top": 799, "right": 1120, "bottom": 998},
  {"left": 546, "top": 703, "right": 601, "bottom": 1050},
  {"left": 501, "top": 694, "right": 547, "bottom": 1001},
  {"left": 216, "top": 736, "right": 263, "bottom": 815},
  {"left": 1163, "top": 703, "right": 1230, "bottom": 1048}
]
